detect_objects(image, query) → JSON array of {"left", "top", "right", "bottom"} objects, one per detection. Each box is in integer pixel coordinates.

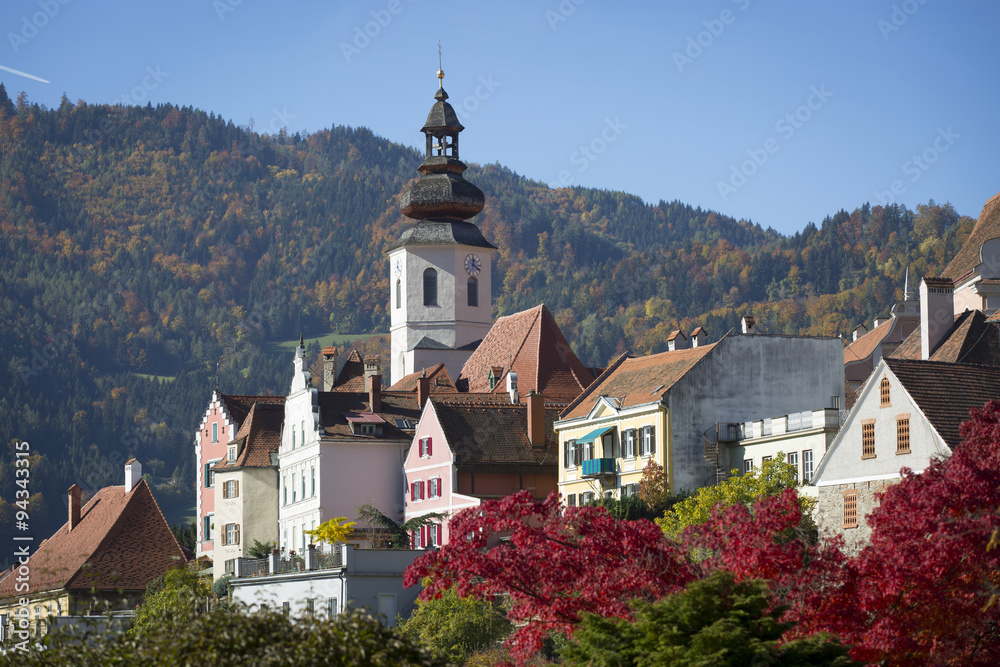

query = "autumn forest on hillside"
[{"left": 0, "top": 83, "right": 977, "bottom": 551}]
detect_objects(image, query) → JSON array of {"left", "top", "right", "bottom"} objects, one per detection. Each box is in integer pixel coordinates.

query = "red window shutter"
[
  {"left": 427, "top": 437, "right": 432, "bottom": 456},
  {"left": 411, "top": 481, "right": 416, "bottom": 498},
  {"left": 436, "top": 524, "right": 442, "bottom": 545},
  {"left": 421, "top": 480, "right": 426, "bottom": 500}
]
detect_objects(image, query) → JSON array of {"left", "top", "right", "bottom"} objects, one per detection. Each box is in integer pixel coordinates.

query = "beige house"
[{"left": 213, "top": 402, "right": 284, "bottom": 576}]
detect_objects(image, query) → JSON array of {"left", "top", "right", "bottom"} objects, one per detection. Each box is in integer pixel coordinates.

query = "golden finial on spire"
[{"left": 437, "top": 41, "right": 444, "bottom": 88}]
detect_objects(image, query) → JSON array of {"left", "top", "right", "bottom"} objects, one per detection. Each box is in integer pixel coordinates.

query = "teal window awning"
[{"left": 575, "top": 426, "right": 613, "bottom": 443}]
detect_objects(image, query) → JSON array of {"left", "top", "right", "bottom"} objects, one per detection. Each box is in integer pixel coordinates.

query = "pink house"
[
  {"left": 195, "top": 391, "right": 284, "bottom": 559},
  {"left": 403, "top": 390, "right": 559, "bottom": 548}
]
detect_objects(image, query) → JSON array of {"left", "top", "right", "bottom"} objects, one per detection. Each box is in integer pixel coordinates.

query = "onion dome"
[{"left": 400, "top": 69, "right": 485, "bottom": 222}]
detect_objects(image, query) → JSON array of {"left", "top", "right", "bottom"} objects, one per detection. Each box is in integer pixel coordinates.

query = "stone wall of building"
[{"left": 815, "top": 478, "right": 898, "bottom": 554}]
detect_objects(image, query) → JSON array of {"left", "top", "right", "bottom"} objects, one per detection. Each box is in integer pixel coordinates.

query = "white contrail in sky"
[{"left": 0, "top": 64, "right": 49, "bottom": 84}]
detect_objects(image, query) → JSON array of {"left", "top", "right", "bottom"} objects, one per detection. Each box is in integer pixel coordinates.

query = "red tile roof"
[
  {"left": 219, "top": 394, "right": 285, "bottom": 428},
  {"left": 560, "top": 344, "right": 717, "bottom": 420},
  {"left": 330, "top": 350, "right": 366, "bottom": 392},
  {"left": 0, "top": 479, "right": 187, "bottom": 599},
  {"left": 214, "top": 402, "right": 284, "bottom": 470},
  {"left": 387, "top": 362, "right": 457, "bottom": 393},
  {"left": 843, "top": 318, "right": 893, "bottom": 365},
  {"left": 430, "top": 400, "right": 560, "bottom": 468},
  {"left": 942, "top": 192, "right": 1000, "bottom": 281},
  {"left": 885, "top": 358, "right": 1000, "bottom": 449},
  {"left": 458, "top": 304, "right": 595, "bottom": 401}
]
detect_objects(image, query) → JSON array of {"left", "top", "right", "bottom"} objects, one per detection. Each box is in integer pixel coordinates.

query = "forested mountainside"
[{"left": 0, "top": 84, "right": 974, "bottom": 558}]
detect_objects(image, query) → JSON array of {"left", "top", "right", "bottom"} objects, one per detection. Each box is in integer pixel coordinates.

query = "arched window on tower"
[
  {"left": 395, "top": 279, "right": 401, "bottom": 309},
  {"left": 423, "top": 268, "right": 438, "bottom": 306},
  {"left": 467, "top": 276, "right": 478, "bottom": 307}
]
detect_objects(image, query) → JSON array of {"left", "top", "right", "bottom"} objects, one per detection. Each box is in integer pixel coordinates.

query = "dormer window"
[{"left": 227, "top": 445, "right": 237, "bottom": 461}]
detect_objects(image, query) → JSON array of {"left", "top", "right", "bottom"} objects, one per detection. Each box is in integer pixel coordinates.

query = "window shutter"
[
  {"left": 427, "top": 437, "right": 432, "bottom": 456},
  {"left": 564, "top": 440, "right": 571, "bottom": 468},
  {"left": 235, "top": 524, "right": 240, "bottom": 545},
  {"left": 421, "top": 480, "right": 426, "bottom": 500},
  {"left": 650, "top": 426, "right": 656, "bottom": 454},
  {"left": 204, "top": 463, "right": 209, "bottom": 487},
  {"left": 410, "top": 481, "right": 416, "bottom": 498},
  {"left": 235, "top": 480, "right": 239, "bottom": 497},
  {"left": 436, "top": 524, "right": 442, "bottom": 546}
]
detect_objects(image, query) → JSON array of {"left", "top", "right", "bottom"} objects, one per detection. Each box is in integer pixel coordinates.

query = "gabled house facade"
[
  {"left": 403, "top": 391, "right": 559, "bottom": 547},
  {"left": 0, "top": 460, "right": 187, "bottom": 638},
  {"left": 278, "top": 340, "right": 421, "bottom": 555},
  {"left": 195, "top": 391, "right": 284, "bottom": 559},
  {"left": 810, "top": 357, "right": 1000, "bottom": 553},
  {"left": 941, "top": 192, "right": 1000, "bottom": 314},
  {"left": 212, "top": 402, "right": 284, "bottom": 577},
  {"left": 556, "top": 330, "right": 844, "bottom": 500}
]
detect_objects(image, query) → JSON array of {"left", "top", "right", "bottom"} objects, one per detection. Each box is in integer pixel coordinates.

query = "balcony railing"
[{"left": 581, "top": 458, "right": 616, "bottom": 477}]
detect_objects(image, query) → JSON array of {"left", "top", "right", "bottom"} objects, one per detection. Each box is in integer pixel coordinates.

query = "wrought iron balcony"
[{"left": 581, "top": 458, "right": 616, "bottom": 477}]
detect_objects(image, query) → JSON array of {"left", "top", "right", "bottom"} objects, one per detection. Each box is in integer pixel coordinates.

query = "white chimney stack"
[
  {"left": 125, "top": 458, "right": 142, "bottom": 493},
  {"left": 741, "top": 315, "right": 756, "bottom": 334},
  {"left": 507, "top": 371, "right": 519, "bottom": 404},
  {"left": 852, "top": 323, "right": 868, "bottom": 342},
  {"left": 920, "top": 277, "right": 954, "bottom": 360}
]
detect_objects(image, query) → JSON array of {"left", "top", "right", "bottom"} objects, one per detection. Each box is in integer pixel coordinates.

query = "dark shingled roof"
[
  {"left": 0, "top": 480, "right": 187, "bottom": 599},
  {"left": 387, "top": 220, "right": 496, "bottom": 252},
  {"left": 885, "top": 358, "right": 1000, "bottom": 449},
  {"left": 458, "top": 304, "right": 595, "bottom": 402},
  {"left": 318, "top": 391, "right": 423, "bottom": 439},
  {"left": 388, "top": 362, "right": 457, "bottom": 393},
  {"left": 942, "top": 192, "right": 1000, "bottom": 281},
  {"left": 214, "top": 402, "right": 284, "bottom": 470},
  {"left": 560, "top": 343, "right": 717, "bottom": 420},
  {"left": 219, "top": 394, "right": 285, "bottom": 428},
  {"left": 891, "top": 310, "right": 1000, "bottom": 367},
  {"left": 430, "top": 400, "right": 560, "bottom": 468}
]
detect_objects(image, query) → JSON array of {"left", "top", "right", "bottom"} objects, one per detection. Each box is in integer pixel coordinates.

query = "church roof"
[
  {"left": 0, "top": 480, "right": 187, "bottom": 599},
  {"left": 942, "top": 192, "right": 1000, "bottom": 281},
  {"left": 458, "top": 304, "right": 596, "bottom": 402},
  {"left": 387, "top": 220, "right": 496, "bottom": 252}
]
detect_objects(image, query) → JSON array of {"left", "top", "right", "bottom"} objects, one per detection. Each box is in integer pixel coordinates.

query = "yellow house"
[{"left": 555, "top": 327, "right": 845, "bottom": 503}]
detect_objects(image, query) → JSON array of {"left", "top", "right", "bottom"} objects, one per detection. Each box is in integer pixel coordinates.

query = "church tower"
[{"left": 387, "top": 66, "right": 497, "bottom": 383}]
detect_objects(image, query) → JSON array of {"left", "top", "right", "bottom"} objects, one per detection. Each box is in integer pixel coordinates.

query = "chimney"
[
  {"left": 526, "top": 391, "right": 545, "bottom": 446},
  {"left": 852, "top": 323, "right": 868, "bottom": 342},
  {"left": 506, "top": 371, "right": 519, "bottom": 404},
  {"left": 417, "top": 371, "right": 430, "bottom": 409},
  {"left": 68, "top": 484, "right": 81, "bottom": 530},
  {"left": 368, "top": 374, "right": 382, "bottom": 413},
  {"left": 741, "top": 315, "right": 756, "bottom": 334},
  {"left": 322, "top": 347, "right": 338, "bottom": 391},
  {"left": 666, "top": 330, "right": 688, "bottom": 352},
  {"left": 125, "top": 458, "right": 142, "bottom": 493},
  {"left": 920, "top": 277, "right": 954, "bottom": 359},
  {"left": 690, "top": 326, "right": 707, "bottom": 348},
  {"left": 363, "top": 355, "right": 381, "bottom": 381},
  {"left": 872, "top": 317, "right": 888, "bottom": 329}
]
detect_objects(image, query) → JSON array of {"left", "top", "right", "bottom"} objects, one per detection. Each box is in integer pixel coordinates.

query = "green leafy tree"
[
  {"left": 398, "top": 584, "right": 512, "bottom": 664},
  {"left": 656, "top": 454, "right": 811, "bottom": 538},
  {"left": 357, "top": 504, "right": 445, "bottom": 549},
  {"left": 13, "top": 608, "right": 449, "bottom": 666},
  {"left": 130, "top": 567, "right": 208, "bottom": 640},
  {"left": 560, "top": 571, "right": 856, "bottom": 666}
]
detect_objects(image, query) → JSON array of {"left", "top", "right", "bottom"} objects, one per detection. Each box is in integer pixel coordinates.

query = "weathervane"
[{"left": 437, "top": 41, "right": 444, "bottom": 88}]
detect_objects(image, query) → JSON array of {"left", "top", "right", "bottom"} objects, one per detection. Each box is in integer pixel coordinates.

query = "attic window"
[
  {"left": 879, "top": 376, "right": 890, "bottom": 407},
  {"left": 227, "top": 445, "right": 237, "bottom": 461}
]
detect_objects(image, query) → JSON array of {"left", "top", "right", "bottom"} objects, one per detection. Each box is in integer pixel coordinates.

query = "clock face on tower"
[
  {"left": 464, "top": 254, "right": 482, "bottom": 276},
  {"left": 394, "top": 259, "right": 402, "bottom": 277}
]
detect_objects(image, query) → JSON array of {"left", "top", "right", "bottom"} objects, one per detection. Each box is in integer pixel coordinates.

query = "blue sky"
[{"left": 2, "top": 0, "right": 997, "bottom": 235}]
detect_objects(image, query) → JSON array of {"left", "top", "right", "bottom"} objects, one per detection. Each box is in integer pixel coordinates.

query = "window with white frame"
[
  {"left": 743, "top": 459, "right": 753, "bottom": 474},
  {"left": 428, "top": 477, "right": 440, "bottom": 498},
  {"left": 787, "top": 452, "right": 799, "bottom": 483},
  {"left": 223, "top": 479, "right": 239, "bottom": 499},
  {"left": 622, "top": 429, "right": 637, "bottom": 458},
  {"left": 311, "top": 467, "right": 316, "bottom": 497},
  {"left": 419, "top": 436, "right": 433, "bottom": 458},
  {"left": 205, "top": 460, "right": 220, "bottom": 488},
  {"left": 292, "top": 473, "right": 297, "bottom": 503},
  {"left": 803, "top": 450, "right": 814, "bottom": 482},
  {"left": 227, "top": 445, "right": 236, "bottom": 461},
  {"left": 212, "top": 422, "right": 218, "bottom": 443},
  {"left": 204, "top": 513, "right": 214, "bottom": 541},
  {"left": 580, "top": 491, "right": 595, "bottom": 504},
  {"left": 602, "top": 431, "right": 616, "bottom": 459},
  {"left": 411, "top": 480, "right": 424, "bottom": 501},
  {"left": 564, "top": 439, "right": 581, "bottom": 468},
  {"left": 223, "top": 523, "right": 240, "bottom": 546},
  {"left": 640, "top": 425, "right": 656, "bottom": 456},
  {"left": 283, "top": 476, "right": 288, "bottom": 505}
]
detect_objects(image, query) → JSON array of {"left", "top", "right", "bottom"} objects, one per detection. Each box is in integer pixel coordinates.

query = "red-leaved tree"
[
  {"left": 795, "top": 400, "right": 1000, "bottom": 665},
  {"left": 403, "top": 490, "right": 695, "bottom": 664}
]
